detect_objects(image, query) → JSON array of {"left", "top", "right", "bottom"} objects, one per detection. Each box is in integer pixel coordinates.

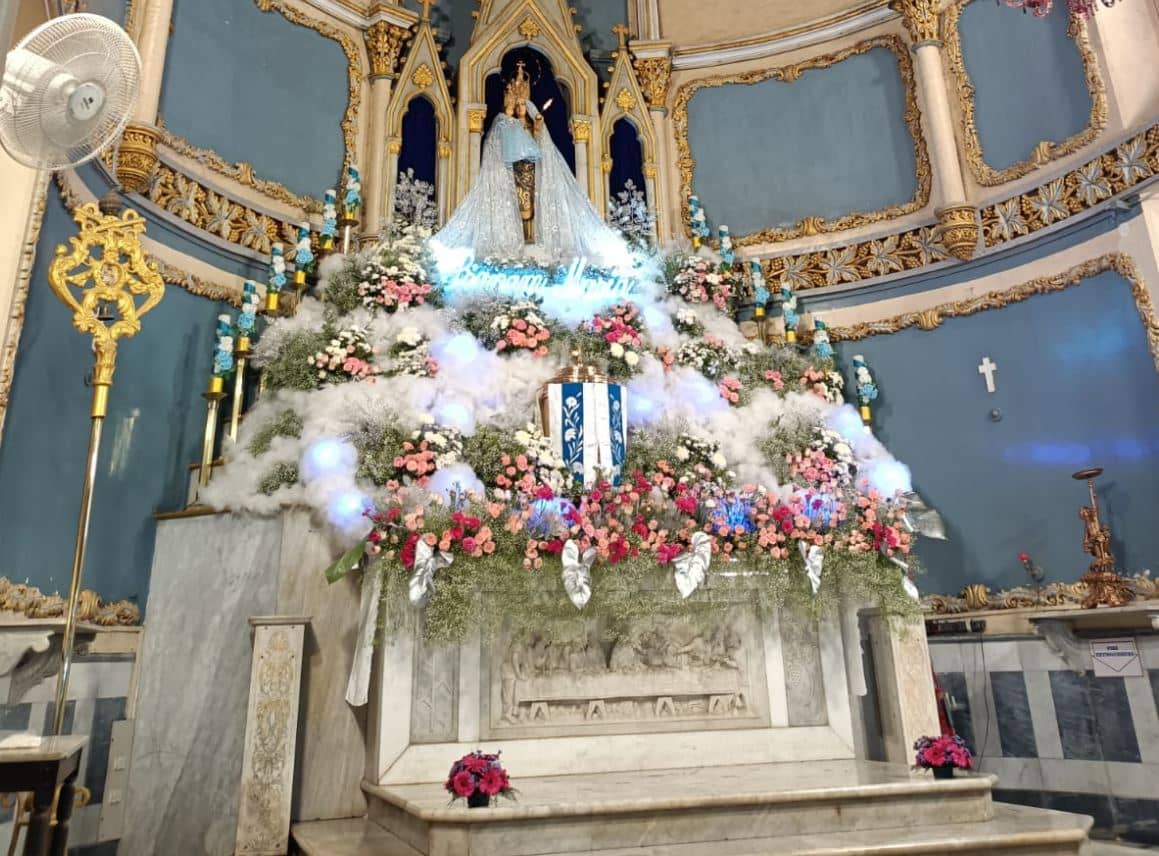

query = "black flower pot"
[
  {"left": 932, "top": 766, "right": 955, "bottom": 780},
  {"left": 467, "top": 791, "right": 491, "bottom": 808}
]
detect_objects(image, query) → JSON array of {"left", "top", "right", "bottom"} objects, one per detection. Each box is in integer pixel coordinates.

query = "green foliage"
[
  {"left": 461, "top": 425, "right": 513, "bottom": 489},
  {"left": 352, "top": 417, "right": 408, "bottom": 484},
  {"left": 264, "top": 329, "right": 330, "bottom": 391},
  {"left": 319, "top": 253, "right": 366, "bottom": 317},
  {"left": 623, "top": 427, "right": 681, "bottom": 476},
  {"left": 247, "top": 410, "right": 304, "bottom": 457},
  {"left": 258, "top": 462, "right": 299, "bottom": 495}
]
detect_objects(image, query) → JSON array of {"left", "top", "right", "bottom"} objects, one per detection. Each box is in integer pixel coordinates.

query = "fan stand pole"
[{"left": 52, "top": 380, "right": 108, "bottom": 736}]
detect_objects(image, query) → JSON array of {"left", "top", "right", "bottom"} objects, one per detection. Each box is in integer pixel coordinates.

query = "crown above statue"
[{"left": 505, "top": 60, "right": 532, "bottom": 103}]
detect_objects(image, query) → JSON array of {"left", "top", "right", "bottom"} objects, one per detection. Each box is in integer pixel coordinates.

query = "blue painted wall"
[
  {"left": 957, "top": 0, "right": 1092, "bottom": 172},
  {"left": 158, "top": 0, "right": 348, "bottom": 198},
  {"left": 0, "top": 192, "right": 230, "bottom": 606},
  {"left": 837, "top": 269, "right": 1159, "bottom": 595},
  {"left": 686, "top": 47, "right": 918, "bottom": 236}
]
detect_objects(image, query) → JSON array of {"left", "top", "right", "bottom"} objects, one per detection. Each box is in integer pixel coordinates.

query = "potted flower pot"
[
  {"left": 933, "top": 766, "right": 955, "bottom": 780},
  {"left": 467, "top": 791, "right": 491, "bottom": 808}
]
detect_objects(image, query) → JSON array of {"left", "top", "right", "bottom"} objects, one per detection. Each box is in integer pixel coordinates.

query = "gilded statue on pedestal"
[{"left": 1073, "top": 468, "right": 1133, "bottom": 609}]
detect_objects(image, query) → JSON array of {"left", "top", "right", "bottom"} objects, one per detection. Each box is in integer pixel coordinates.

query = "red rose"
[
  {"left": 1018, "top": 552, "right": 1029, "bottom": 563},
  {"left": 452, "top": 770, "right": 477, "bottom": 797}
]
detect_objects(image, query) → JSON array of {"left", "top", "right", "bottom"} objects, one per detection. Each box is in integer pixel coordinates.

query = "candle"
[
  {"left": 853, "top": 354, "right": 878, "bottom": 424},
  {"left": 237, "top": 281, "right": 258, "bottom": 340},
  {"left": 688, "top": 195, "right": 709, "bottom": 248},
  {"left": 781, "top": 283, "right": 799, "bottom": 343},
  {"left": 213, "top": 314, "right": 235, "bottom": 377},
  {"left": 718, "top": 225, "right": 734, "bottom": 269},
  {"left": 812, "top": 318, "right": 833, "bottom": 360},
  {"left": 344, "top": 165, "right": 362, "bottom": 219},
  {"left": 750, "top": 261, "right": 769, "bottom": 318},
  {"left": 267, "top": 243, "right": 287, "bottom": 312},
  {"left": 293, "top": 223, "right": 314, "bottom": 286},
  {"left": 321, "top": 189, "right": 338, "bottom": 250}
]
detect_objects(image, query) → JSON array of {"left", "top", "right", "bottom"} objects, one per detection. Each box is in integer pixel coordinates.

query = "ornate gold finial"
[
  {"left": 412, "top": 62, "right": 435, "bottom": 88},
  {"left": 612, "top": 23, "right": 632, "bottom": 52},
  {"left": 48, "top": 203, "right": 166, "bottom": 411},
  {"left": 366, "top": 20, "right": 410, "bottom": 79},
  {"left": 615, "top": 88, "right": 636, "bottom": 111},
  {"left": 418, "top": 0, "right": 435, "bottom": 22},
  {"left": 518, "top": 16, "right": 539, "bottom": 40},
  {"left": 633, "top": 56, "right": 672, "bottom": 111},
  {"left": 890, "top": 0, "right": 941, "bottom": 45},
  {"left": 115, "top": 123, "right": 160, "bottom": 194},
  {"left": 936, "top": 204, "right": 979, "bottom": 261}
]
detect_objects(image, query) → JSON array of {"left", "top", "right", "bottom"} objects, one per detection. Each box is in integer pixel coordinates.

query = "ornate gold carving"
[
  {"left": 467, "top": 108, "right": 487, "bottom": 133},
  {"left": 924, "top": 572, "right": 1156, "bottom": 615},
  {"left": 943, "top": 1, "right": 1107, "bottom": 187},
  {"left": 255, "top": 0, "right": 363, "bottom": 176},
  {"left": 387, "top": 139, "right": 402, "bottom": 155},
  {"left": 643, "top": 163, "right": 657, "bottom": 179},
  {"left": 367, "top": 20, "right": 410, "bottom": 79},
  {"left": 673, "top": 36, "right": 930, "bottom": 248},
  {"left": 0, "top": 577, "right": 140, "bottom": 625},
  {"left": 412, "top": 62, "right": 435, "bottom": 88},
  {"left": 572, "top": 119, "right": 592, "bottom": 143},
  {"left": 982, "top": 126, "right": 1157, "bottom": 248},
  {"left": 935, "top": 203, "right": 979, "bottom": 260},
  {"left": 116, "top": 123, "right": 160, "bottom": 194},
  {"left": 890, "top": 0, "right": 940, "bottom": 43},
  {"left": 48, "top": 202, "right": 165, "bottom": 396},
  {"left": 438, "top": 139, "right": 452, "bottom": 159},
  {"left": 601, "top": 156, "right": 613, "bottom": 174},
  {"left": 633, "top": 56, "right": 672, "bottom": 110},
  {"left": 826, "top": 255, "right": 1159, "bottom": 379},
  {"left": 615, "top": 87, "right": 637, "bottom": 111},
  {"left": 518, "top": 16, "right": 540, "bottom": 40}
]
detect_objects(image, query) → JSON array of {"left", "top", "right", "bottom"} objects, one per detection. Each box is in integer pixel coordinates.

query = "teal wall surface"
[
  {"left": 835, "top": 262, "right": 1159, "bottom": 595},
  {"left": 0, "top": 192, "right": 230, "bottom": 607},
  {"left": 158, "top": 0, "right": 348, "bottom": 198},
  {"left": 686, "top": 47, "right": 918, "bottom": 236},
  {"left": 957, "top": 0, "right": 1092, "bottom": 172}
]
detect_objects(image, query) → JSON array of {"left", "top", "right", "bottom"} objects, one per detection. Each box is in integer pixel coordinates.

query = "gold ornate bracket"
[
  {"left": 673, "top": 35, "right": 931, "bottom": 248},
  {"left": 943, "top": 0, "right": 1107, "bottom": 187}
]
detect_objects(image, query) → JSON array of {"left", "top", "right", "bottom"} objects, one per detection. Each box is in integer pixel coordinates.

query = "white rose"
[
  {"left": 515, "top": 431, "right": 531, "bottom": 445},
  {"left": 610, "top": 343, "right": 625, "bottom": 358},
  {"left": 625, "top": 351, "right": 640, "bottom": 367},
  {"left": 675, "top": 447, "right": 691, "bottom": 461},
  {"left": 711, "top": 452, "right": 727, "bottom": 469},
  {"left": 834, "top": 443, "right": 852, "bottom": 458}
]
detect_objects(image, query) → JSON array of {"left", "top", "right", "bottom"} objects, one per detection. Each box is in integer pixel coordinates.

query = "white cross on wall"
[{"left": 978, "top": 356, "right": 998, "bottom": 394}]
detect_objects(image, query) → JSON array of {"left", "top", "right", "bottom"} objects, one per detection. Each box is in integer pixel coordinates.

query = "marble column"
[
  {"left": 362, "top": 16, "right": 414, "bottom": 240},
  {"left": 382, "top": 138, "right": 402, "bottom": 236},
  {"left": 865, "top": 611, "right": 941, "bottom": 770},
  {"left": 467, "top": 107, "right": 486, "bottom": 188},
  {"left": 891, "top": 0, "right": 978, "bottom": 261},
  {"left": 632, "top": 43, "right": 673, "bottom": 242},
  {"left": 572, "top": 117, "right": 596, "bottom": 209},
  {"left": 436, "top": 137, "right": 452, "bottom": 225},
  {"left": 116, "top": 0, "right": 174, "bottom": 193}
]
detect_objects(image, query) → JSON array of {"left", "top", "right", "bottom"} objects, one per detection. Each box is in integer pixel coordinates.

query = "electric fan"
[{"left": 0, "top": 12, "right": 140, "bottom": 169}]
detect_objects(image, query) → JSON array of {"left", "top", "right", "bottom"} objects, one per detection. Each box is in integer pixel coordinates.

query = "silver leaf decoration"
[
  {"left": 901, "top": 492, "right": 947, "bottom": 540},
  {"left": 889, "top": 556, "right": 920, "bottom": 601},
  {"left": 408, "top": 539, "right": 454, "bottom": 607},
  {"left": 561, "top": 540, "right": 597, "bottom": 609},
  {"left": 800, "top": 541, "right": 824, "bottom": 595},
  {"left": 673, "top": 532, "right": 712, "bottom": 599}
]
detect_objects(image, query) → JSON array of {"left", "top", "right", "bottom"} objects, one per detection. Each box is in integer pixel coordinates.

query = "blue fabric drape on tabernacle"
[
  {"left": 608, "top": 117, "right": 645, "bottom": 198},
  {"left": 484, "top": 46, "right": 576, "bottom": 174},
  {"left": 399, "top": 95, "right": 438, "bottom": 185}
]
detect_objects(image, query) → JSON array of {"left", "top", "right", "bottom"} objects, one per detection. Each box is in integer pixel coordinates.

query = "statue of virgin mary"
[{"left": 432, "top": 62, "right": 630, "bottom": 268}]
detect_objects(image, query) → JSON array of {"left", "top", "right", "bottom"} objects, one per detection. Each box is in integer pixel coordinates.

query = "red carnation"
[
  {"left": 452, "top": 770, "right": 477, "bottom": 797},
  {"left": 463, "top": 754, "right": 489, "bottom": 774},
  {"left": 478, "top": 767, "right": 507, "bottom": 796}
]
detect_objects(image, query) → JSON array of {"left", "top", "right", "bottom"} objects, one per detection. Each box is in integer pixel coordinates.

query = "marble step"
[
  {"left": 291, "top": 804, "right": 1092, "bottom": 856},
  {"left": 362, "top": 760, "right": 1004, "bottom": 856}
]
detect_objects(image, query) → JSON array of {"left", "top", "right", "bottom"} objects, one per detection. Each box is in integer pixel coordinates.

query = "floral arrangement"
[
  {"left": 606, "top": 179, "right": 654, "bottom": 250},
  {"left": 391, "top": 168, "right": 439, "bottom": 236},
  {"left": 914, "top": 735, "right": 973, "bottom": 773},
  {"left": 800, "top": 366, "right": 845, "bottom": 404},
  {"left": 309, "top": 328, "right": 379, "bottom": 385},
  {"left": 672, "top": 433, "right": 732, "bottom": 484},
  {"left": 580, "top": 301, "right": 647, "bottom": 378},
  {"left": 718, "top": 376, "right": 744, "bottom": 406},
  {"left": 386, "top": 328, "right": 438, "bottom": 378},
  {"left": 463, "top": 298, "right": 555, "bottom": 357},
  {"left": 667, "top": 253, "right": 734, "bottom": 312},
  {"left": 351, "top": 256, "right": 435, "bottom": 314},
  {"left": 237, "top": 281, "right": 259, "bottom": 338},
  {"left": 213, "top": 314, "right": 234, "bottom": 377},
  {"left": 688, "top": 194, "right": 710, "bottom": 244},
  {"left": 672, "top": 307, "right": 705, "bottom": 337},
  {"left": 393, "top": 418, "right": 464, "bottom": 484},
  {"left": 674, "top": 335, "right": 740, "bottom": 381},
  {"left": 444, "top": 751, "right": 514, "bottom": 807},
  {"left": 718, "top": 225, "right": 735, "bottom": 268}
]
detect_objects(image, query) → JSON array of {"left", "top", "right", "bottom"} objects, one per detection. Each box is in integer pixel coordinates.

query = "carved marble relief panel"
[
  {"left": 410, "top": 630, "right": 460, "bottom": 744},
  {"left": 781, "top": 616, "right": 828, "bottom": 727},
  {"left": 479, "top": 608, "right": 770, "bottom": 739}
]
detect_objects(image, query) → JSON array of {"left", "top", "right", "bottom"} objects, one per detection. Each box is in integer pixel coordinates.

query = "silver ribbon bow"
[
  {"left": 889, "top": 555, "right": 920, "bottom": 601},
  {"left": 901, "top": 492, "right": 946, "bottom": 540},
  {"left": 800, "top": 541, "right": 824, "bottom": 595},
  {"left": 561, "top": 540, "right": 597, "bottom": 609},
  {"left": 673, "top": 532, "right": 712, "bottom": 599},
  {"left": 408, "top": 539, "right": 454, "bottom": 607}
]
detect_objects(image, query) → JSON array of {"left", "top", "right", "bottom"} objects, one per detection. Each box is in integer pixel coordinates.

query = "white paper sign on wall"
[{"left": 1090, "top": 637, "right": 1143, "bottom": 678}]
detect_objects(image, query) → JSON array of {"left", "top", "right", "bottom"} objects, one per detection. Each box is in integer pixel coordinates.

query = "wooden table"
[{"left": 0, "top": 737, "right": 86, "bottom": 856}]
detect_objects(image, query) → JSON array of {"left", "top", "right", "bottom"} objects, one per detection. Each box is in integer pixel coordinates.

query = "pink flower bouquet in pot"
[
  {"left": 914, "top": 735, "right": 973, "bottom": 779},
  {"left": 445, "top": 751, "right": 515, "bottom": 808}
]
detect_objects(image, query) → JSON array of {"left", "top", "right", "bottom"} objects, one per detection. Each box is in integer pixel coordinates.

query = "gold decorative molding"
[
  {"left": 518, "top": 16, "right": 540, "bottom": 40},
  {"left": 367, "top": 20, "right": 411, "bottom": 79},
  {"left": 673, "top": 36, "right": 931, "bottom": 248},
  {"left": 943, "top": 0, "right": 1107, "bottom": 187},
  {"left": 153, "top": 123, "right": 319, "bottom": 212},
  {"left": 633, "top": 56, "right": 672, "bottom": 110},
  {"left": 438, "top": 139, "right": 452, "bottom": 159},
  {"left": 890, "top": 0, "right": 941, "bottom": 43},
  {"left": 924, "top": 573, "right": 1158, "bottom": 615},
  {"left": 54, "top": 173, "right": 241, "bottom": 307},
  {"left": 0, "top": 576, "right": 141, "bottom": 626},
  {"left": 615, "top": 87, "right": 637, "bottom": 111},
  {"left": 572, "top": 118, "right": 592, "bottom": 143},
  {"left": 982, "top": 125, "right": 1158, "bottom": 248},
  {"left": 467, "top": 108, "right": 486, "bottom": 133},
  {"left": 0, "top": 173, "right": 49, "bottom": 444},
  {"left": 935, "top": 203, "right": 979, "bottom": 260},
  {"left": 825, "top": 254, "right": 1159, "bottom": 378},
  {"left": 411, "top": 62, "right": 435, "bottom": 88},
  {"left": 255, "top": 0, "right": 363, "bottom": 176},
  {"left": 643, "top": 163, "right": 657, "bottom": 179},
  {"left": 116, "top": 123, "right": 160, "bottom": 194},
  {"left": 387, "top": 139, "right": 402, "bottom": 155}
]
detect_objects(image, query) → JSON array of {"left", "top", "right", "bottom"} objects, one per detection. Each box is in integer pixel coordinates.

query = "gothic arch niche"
[
  {"left": 385, "top": 14, "right": 455, "bottom": 228},
  {"left": 395, "top": 96, "right": 440, "bottom": 229},
  {"left": 608, "top": 117, "right": 645, "bottom": 196},
  {"left": 483, "top": 46, "right": 576, "bottom": 172},
  {"left": 455, "top": 0, "right": 602, "bottom": 210}
]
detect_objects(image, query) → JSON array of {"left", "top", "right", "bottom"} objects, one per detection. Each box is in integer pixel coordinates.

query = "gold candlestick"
[
  {"left": 46, "top": 202, "right": 165, "bottom": 736},
  {"left": 338, "top": 217, "right": 359, "bottom": 255},
  {"left": 200, "top": 376, "right": 226, "bottom": 488},
  {"left": 228, "top": 336, "right": 252, "bottom": 441}
]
